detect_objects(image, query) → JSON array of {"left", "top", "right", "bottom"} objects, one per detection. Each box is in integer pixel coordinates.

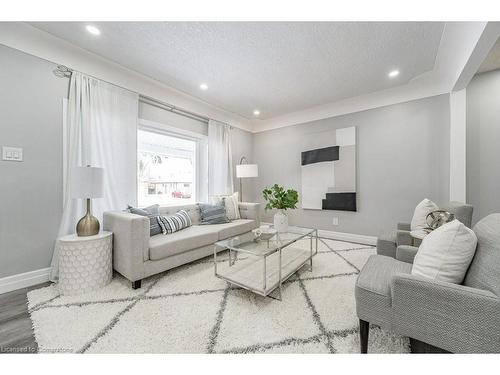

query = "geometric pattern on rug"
[{"left": 27, "top": 238, "right": 410, "bottom": 353}]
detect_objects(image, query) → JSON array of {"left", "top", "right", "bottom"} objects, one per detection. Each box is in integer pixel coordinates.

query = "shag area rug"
[{"left": 27, "top": 238, "right": 410, "bottom": 353}]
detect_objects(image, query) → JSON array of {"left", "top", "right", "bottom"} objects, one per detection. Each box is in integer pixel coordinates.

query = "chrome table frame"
[{"left": 214, "top": 228, "right": 318, "bottom": 301}]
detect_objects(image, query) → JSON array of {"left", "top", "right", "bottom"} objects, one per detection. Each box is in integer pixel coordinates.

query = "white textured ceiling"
[{"left": 30, "top": 22, "right": 444, "bottom": 120}]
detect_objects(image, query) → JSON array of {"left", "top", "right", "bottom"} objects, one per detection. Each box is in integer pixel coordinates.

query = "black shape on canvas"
[
  {"left": 322, "top": 192, "right": 357, "bottom": 211},
  {"left": 301, "top": 146, "right": 339, "bottom": 166}
]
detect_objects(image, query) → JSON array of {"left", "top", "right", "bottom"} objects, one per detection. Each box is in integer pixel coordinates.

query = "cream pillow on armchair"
[
  {"left": 410, "top": 198, "right": 439, "bottom": 231},
  {"left": 412, "top": 219, "right": 477, "bottom": 284}
]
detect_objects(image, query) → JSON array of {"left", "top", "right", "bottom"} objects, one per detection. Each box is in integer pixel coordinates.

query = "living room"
[{"left": 1, "top": 0, "right": 500, "bottom": 371}]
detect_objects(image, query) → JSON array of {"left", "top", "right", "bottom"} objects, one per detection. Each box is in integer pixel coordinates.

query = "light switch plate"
[
  {"left": 332, "top": 217, "right": 339, "bottom": 226},
  {"left": 2, "top": 146, "right": 23, "bottom": 162}
]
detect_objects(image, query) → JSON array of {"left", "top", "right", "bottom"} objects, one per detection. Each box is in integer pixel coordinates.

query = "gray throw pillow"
[
  {"left": 127, "top": 204, "right": 162, "bottom": 236},
  {"left": 199, "top": 203, "right": 230, "bottom": 224}
]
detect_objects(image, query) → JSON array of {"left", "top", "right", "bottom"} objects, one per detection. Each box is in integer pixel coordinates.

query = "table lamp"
[
  {"left": 236, "top": 157, "right": 258, "bottom": 201},
  {"left": 70, "top": 166, "right": 104, "bottom": 236}
]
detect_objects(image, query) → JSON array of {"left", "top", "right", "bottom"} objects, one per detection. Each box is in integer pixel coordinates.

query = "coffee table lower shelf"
[{"left": 214, "top": 247, "right": 311, "bottom": 299}]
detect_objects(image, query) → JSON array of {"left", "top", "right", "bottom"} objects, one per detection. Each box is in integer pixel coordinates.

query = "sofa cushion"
[
  {"left": 159, "top": 204, "right": 201, "bottom": 225},
  {"left": 199, "top": 203, "right": 230, "bottom": 224},
  {"left": 127, "top": 204, "right": 162, "bottom": 236},
  {"left": 412, "top": 220, "right": 477, "bottom": 284},
  {"left": 157, "top": 210, "right": 192, "bottom": 234},
  {"left": 210, "top": 219, "right": 257, "bottom": 240},
  {"left": 355, "top": 255, "right": 412, "bottom": 329},
  {"left": 410, "top": 198, "right": 439, "bottom": 231},
  {"left": 149, "top": 226, "right": 219, "bottom": 261}
]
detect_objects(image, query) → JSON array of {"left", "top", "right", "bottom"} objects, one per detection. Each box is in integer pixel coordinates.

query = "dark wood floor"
[{"left": 0, "top": 282, "right": 51, "bottom": 354}]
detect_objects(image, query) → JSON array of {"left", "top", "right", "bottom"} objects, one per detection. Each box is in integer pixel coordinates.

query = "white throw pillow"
[
  {"left": 410, "top": 198, "right": 439, "bottom": 231},
  {"left": 209, "top": 192, "right": 240, "bottom": 220},
  {"left": 412, "top": 220, "right": 478, "bottom": 284},
  {"left": 223, "top": 192, "right": 241, "bottom": 220}
]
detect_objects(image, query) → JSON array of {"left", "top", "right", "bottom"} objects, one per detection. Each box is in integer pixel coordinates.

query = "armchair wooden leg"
[
  {"left": 132, "top": 280, "right": 142, "bottom": 289},
  {"left": 359, "top": 319, "right": 369, "bottom": 353}
]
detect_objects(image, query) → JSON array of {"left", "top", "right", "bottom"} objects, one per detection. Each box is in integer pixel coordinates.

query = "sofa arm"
[
  {"left": 392, "top": 274, "right": 500, "bottom": 353},
  {"left": 103, "top": 211, "right": 148, "bottom": 282},
  {"left": 397, "top": 222, "right": 411, "bottom": 231},
  {"left": 238, "top": 202, "right": 261, "bottom": 225},
  {"left": 396, "top": 245, "right": 418, "bottom": 263}
]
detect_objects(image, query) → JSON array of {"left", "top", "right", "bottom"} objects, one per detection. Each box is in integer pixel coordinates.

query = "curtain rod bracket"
[{"left": 53, "top": 65, "right": 73, "bottom": 78}]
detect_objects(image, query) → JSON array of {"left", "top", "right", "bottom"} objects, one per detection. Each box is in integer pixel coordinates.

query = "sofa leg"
[
  {"left": 359, "top": 319, "right": 369, "bottom": 353},
  {"left": 132, "top": 280, "right": 142, "bottom": 289}
]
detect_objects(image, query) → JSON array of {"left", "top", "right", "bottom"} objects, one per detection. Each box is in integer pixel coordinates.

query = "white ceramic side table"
[{"left": 58, "top": 231, "right": 113, "bottom": 295}]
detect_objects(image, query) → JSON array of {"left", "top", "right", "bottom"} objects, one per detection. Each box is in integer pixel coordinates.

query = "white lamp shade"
[
  {"left": 70, "top": 166, "right": 104, "bottom": 198},
  {"left": 236, "top": 164, "right": 258, "bottom": 178}
]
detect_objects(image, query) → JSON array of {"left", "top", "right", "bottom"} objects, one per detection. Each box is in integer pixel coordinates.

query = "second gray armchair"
[
  {"left": 376, "top": 201, "right": 473, "bottom": 258},
  {"left": 356, "top": 213, "right": 500, "bottom": 353}
]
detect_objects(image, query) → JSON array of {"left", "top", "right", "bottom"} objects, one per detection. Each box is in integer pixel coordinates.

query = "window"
[{"left": 137, "top": 127, "right": 205, "bottom": 206}]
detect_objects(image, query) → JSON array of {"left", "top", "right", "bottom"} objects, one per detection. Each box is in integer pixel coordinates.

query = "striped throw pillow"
[
  {"left": 199, "top": 203, "right": 230, "bottom": 224},
  {"left": 156, "top": 210, "right": 192, "bottom": 234}
]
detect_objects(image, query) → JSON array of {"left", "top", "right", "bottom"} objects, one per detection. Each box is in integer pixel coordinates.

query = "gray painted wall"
[
  {"left": 0, "top": 45, "right": 68, "bottom": 278},
  {"left": 0, "top": 44, "right": 255, "bottom": 279},
  {"left": 466, "top": 70, "right": 500, "bottom": 224},
  {"left": 253, "top": 95, "right": 450, "bottom": 236}
]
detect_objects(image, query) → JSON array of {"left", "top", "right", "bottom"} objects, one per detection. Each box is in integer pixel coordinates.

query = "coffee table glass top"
[{"left": 215, "top": 226, "right": 315, "bottom": 256}]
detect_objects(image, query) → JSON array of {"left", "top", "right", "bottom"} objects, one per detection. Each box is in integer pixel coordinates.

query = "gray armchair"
[
  {"left": 356, "top": 213, "right": 500, "bottom": 353},
  {"left": 377, "top": 201, "right": 473, "bottom": 259}
]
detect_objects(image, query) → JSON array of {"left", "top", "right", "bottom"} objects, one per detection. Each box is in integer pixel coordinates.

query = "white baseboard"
[
  {"left": 0, "top": 267, "right": 51, "bottom": 295},
  {"left": 317, "top": 229, "right": 377, "bottom": 246},
  {"left": 261, "top": 222, "right": 377, "bottom": 246}
]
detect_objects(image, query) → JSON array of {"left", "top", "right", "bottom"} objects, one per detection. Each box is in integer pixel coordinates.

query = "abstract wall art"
[{"left": 301, "top": 126, "right": 357, "bottom": 211}]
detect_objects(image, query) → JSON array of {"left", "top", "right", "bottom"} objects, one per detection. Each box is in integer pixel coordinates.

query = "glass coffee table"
[{"left": 214, "top": 226, "right": 318, "bottom": 300}]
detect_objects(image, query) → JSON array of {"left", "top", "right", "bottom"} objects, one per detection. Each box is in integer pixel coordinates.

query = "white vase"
[{"left": 274, "top": 210, "right": 289, "bottom": 233}]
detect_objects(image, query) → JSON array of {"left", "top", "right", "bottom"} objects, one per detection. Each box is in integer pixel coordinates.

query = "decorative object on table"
[
  {"left": 58, "top": 231, "right": 112, "bottom": 295},
  {"left": 252, "top": 225, "right": 277, "bottom": 241},
  {"left": 71, "top": 166, "right": 104, "bottom": 236},
  {"left": 236, "top": 156, "right": 258, "bottom": 201},
  {"left": 301, "top": 126, "right": 357, "bottom": 211},
  {"left": 199, "top": 203, "right": 230, "bottom": 224},
  {"left": 425, "top": 210, "right": 455, "bottom": 230},
  {"left": 262, "top": 184, "right": 298, "bottom": 233}
]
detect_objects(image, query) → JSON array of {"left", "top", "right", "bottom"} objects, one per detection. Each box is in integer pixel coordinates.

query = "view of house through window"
[{"left": 137, "top": 129, "right": 196, "bottom": 206}]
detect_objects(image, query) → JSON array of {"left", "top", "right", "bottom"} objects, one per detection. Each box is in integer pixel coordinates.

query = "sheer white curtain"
[
  {"left": 50, "top": 72, "right": 139, "bottom": 281},
  {"left": 208, "top": 119, "right": 234, "bottom": 197}
]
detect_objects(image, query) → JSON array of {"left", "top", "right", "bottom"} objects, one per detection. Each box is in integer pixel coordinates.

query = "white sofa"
[{"left": 103, "top": 202, "right": 260, "bottom": 288}]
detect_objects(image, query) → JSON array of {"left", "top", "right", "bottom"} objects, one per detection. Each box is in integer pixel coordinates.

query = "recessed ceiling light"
[
  {"left": 199, "top": 83, "right": 208, "bottom": 90},
  {"left": 388, "top": 70, "right": 400, "bottom": 78},
  {"left": 253, "top": 110, "right": 260, "bottom": 116},
  {"left": 86, "top": 25, "right": 101, "bottom": 36}
]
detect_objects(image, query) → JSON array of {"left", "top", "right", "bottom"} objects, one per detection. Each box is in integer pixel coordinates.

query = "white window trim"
[{"left": 137, "top": 118, "right": 208, "bottom": 206}]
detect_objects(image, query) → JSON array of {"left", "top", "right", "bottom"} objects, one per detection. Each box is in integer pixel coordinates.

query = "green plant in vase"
[{"left": 262, "top": 184, "right": 299, "bottom": 233}]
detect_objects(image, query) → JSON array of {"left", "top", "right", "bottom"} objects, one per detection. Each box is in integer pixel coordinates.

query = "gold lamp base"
[{"left": 76, "top": 198, "right": 100, "bottom": 236}]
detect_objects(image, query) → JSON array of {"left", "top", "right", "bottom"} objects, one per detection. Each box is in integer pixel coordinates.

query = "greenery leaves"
[{"left": 262, "top": 184, "right": 299, "bottom": 211}]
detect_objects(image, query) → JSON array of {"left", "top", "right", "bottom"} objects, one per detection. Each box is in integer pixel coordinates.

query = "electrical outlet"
[
  {"left": 332, "top": 217, "right": 339, "bottom": 226},
  {"left": 2, "top": 146, "right": 23, "bottom": 162}
]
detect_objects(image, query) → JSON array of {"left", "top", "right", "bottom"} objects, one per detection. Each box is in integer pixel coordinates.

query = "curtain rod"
[{"left": 52, "top": 65, "right": 230, "bottom": 127}]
